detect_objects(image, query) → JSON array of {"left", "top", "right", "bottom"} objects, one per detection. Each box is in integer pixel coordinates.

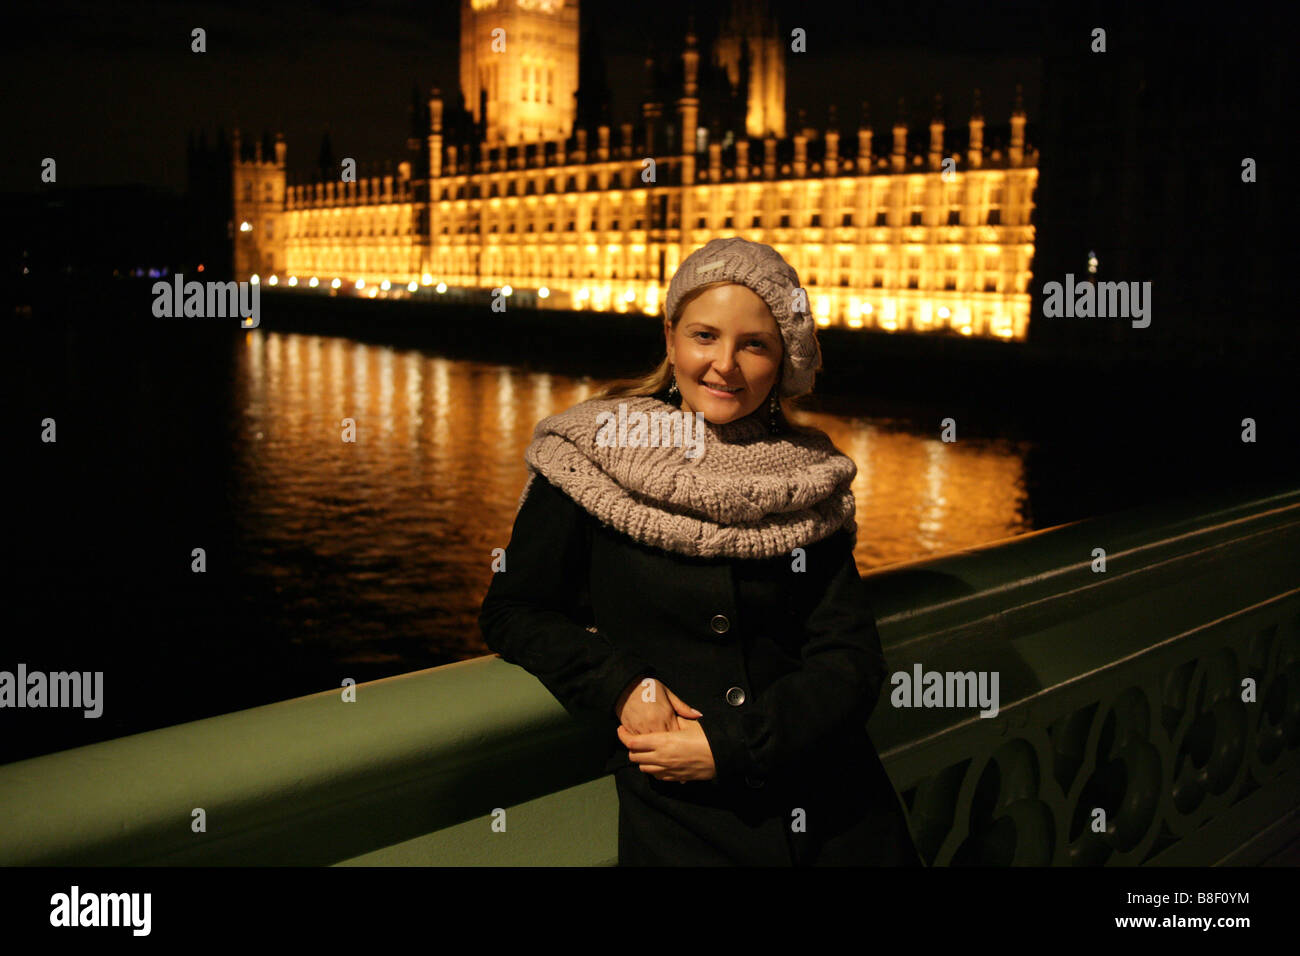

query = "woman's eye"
[{"left": 691, "top": 332, "right": 766, "bottom": 349}]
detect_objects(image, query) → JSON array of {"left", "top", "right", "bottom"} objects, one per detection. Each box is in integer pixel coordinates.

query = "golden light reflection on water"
[
  {"left": 794, "top": 408, "right": 1032, "bottom": 571},
  {"left": 234, "top": 331, "right": 1031, "bottom": 661}
]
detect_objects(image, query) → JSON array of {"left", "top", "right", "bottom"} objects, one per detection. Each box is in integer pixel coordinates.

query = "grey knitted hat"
[{"left": 665, "top": 237, "right": 823, "bottom": 398}]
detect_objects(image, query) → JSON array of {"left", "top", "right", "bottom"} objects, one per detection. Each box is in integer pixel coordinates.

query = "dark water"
[{"left": 5, "top": 288, "right": 1296, "bottom": 765}]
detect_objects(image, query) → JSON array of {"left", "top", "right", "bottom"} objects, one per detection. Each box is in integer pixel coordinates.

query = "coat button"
[
  {"left": 725, "top": 686, "right": 746, "bottom": 706},
  {"left": 709, "top": 614, "right": 730, "bottom": 634}
]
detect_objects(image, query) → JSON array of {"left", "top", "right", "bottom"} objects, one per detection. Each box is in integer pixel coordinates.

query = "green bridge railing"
[{"left": 2, "top": 483, "right": 1297, "bottom": 865}]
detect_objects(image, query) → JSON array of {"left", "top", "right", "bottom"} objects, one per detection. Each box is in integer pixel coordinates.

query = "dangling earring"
[
  {"left": 769, "top": 389, "right": 781, "bottom": 434},
  {"left": 667, "top": 368, "right": 679, "bottom": 400}
]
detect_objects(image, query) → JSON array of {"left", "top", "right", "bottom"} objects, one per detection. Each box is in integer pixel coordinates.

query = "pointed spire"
[
  {"left": 1009, "top": 82, "right": 1027, "bottom": 164},
  {"left": 967, "top": 89, "right": 985, "bottom": 169},
  {"left": 680, "top": 11, "right": 699, "bottom": 101},
  {"left": 857, "top": 101, "right": 874, "bottom": 166},
  {"left": 891, "top": 98, "right": 908, "bottom": 171},
  {"left": 929, "top": 95, "right": 945, "bottom": 169}
]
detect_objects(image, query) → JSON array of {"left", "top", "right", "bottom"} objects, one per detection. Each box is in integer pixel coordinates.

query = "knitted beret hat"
[{"left": 664, "top": 237, "right": 823, "bottom": 398}]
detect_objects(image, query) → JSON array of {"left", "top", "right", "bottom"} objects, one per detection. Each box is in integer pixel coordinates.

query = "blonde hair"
[{"left": 590, "top": 280, "right": 812, "bottom": 429}]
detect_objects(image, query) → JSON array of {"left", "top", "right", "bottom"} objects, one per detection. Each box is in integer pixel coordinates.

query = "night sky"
[{"left": 3, "top": 0, "right": 1049, "bottom": 194}]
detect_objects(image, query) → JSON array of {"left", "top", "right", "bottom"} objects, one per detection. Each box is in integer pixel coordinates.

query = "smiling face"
[{"left": 664, "top": 283, "right": 784, "bottom": 424}]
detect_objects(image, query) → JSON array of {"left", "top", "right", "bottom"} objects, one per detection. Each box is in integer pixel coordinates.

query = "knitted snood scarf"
[{"left": 517, "top": 394, "right": 857, "bottom": 560}]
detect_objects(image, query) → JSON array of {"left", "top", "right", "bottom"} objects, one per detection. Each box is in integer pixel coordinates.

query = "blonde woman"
[{"left": 480, "top": 237, "right": 921, "bottom": 866}]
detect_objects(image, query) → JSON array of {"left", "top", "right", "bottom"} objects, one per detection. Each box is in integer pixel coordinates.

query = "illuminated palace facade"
[{"left": 232, "top": 0, "right": 1038, "bottom": 339}]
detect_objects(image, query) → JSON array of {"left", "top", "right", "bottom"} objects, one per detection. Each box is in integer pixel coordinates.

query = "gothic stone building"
[{"left": 232, "top": 0, "right": 1038, "bottom": 340}]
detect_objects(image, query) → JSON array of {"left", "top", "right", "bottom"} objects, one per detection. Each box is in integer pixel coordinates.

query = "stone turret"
[
  {"left": 891, "top": 98, "right": 908, "bottom": 172},
  {"left": 1009, "top": 84, "right": 1026, "bottom": 167},
  {"left": 968, "top": 89, "right": 984, "bottom": 169},
  {"left": 928, "top": 95, "right": 944, "bottom": 170}
]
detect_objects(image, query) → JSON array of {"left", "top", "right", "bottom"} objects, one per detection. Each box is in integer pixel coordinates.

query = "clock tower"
[{"left": 461, "top": 0, "right": 580, "bottom": 144}]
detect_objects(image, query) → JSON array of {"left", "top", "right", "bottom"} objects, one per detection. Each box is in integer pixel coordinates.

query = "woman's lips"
[{"left": 700, "top": 381, "right": 742, "bottom": 398}]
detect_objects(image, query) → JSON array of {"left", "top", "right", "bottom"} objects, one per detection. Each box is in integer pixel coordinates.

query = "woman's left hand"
[{"left": 618, "top": 718, "right": 717, "bottom": 783}]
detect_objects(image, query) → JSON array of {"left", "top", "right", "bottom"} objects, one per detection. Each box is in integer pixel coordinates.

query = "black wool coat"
[{"left": 479, "top": 471, "right": 922, "bottom": 867}]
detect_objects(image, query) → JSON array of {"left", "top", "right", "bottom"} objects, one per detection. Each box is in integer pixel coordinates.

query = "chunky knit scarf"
[{"left": 518, "top": 394, "right": 857, "bottom": 560}]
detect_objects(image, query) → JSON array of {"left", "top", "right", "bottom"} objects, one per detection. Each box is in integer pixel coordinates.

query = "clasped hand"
[{"left": 615, "top": 677, "right": 717, "bottom": 783}]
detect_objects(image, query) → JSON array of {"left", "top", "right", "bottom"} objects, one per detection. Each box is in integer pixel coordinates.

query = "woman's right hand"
[{"left": 616, "top": 676, "right": 702, "bottom": 734}]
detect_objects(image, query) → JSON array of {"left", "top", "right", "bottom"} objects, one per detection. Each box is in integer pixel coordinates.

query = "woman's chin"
[{"left": 687, "top": 395, "right": 758, "bottom": 424}]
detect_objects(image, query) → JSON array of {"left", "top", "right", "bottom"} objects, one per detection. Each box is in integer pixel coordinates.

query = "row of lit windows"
[
  {"left": 438, "top": 173, "right": 634, "bottom": 197},
  {"left": 907, "top": 184, "right": 1005, "bottom": 205},
  {"left": 289, "top": 226, "right": 414, "bottom": 238},
  {"left": 266, "top": 184, "right": 413, "bottom": 207},
  {"left": 245, "top": 181, "right": 279, "bottom": 203},
  {"left": 258, "top": 173, "right": 1019, "bottom": 208},
  {"left": 281, "top": 207, "right": 1012, "bottom": 239},
  {"left": 521, "top": 63, "right": 554, "bottom": 104},
  {"left": 432, "top": 176, "right": 1021, "bottom": 202},
  {"left": 419, "top": 210, "right": 1007, "bottom": 235},
  {"left": 433, "top": 188, "right": 1015, "bottom": 223}
]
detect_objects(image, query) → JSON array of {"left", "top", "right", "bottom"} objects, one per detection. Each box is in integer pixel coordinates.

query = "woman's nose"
[{"left": 712, "top": 346, "right": 737, "bottom": 373}]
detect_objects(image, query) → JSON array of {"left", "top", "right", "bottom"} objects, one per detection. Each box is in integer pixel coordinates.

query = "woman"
[{"left": 479, "top": 237, "right": 922, "bottom": 866}]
